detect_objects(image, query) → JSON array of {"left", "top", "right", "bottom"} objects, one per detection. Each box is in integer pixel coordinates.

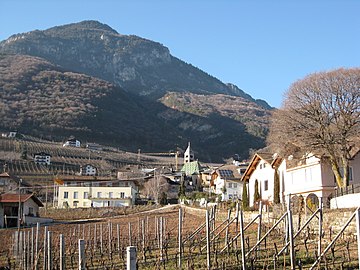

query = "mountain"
[{"left": 0, "top": 21, "right": 273, "bottom": 162}]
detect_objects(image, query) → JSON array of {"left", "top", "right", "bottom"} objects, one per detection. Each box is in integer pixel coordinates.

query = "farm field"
[{"left": 0, "top": 204, "right": 359, "bottom": 269}]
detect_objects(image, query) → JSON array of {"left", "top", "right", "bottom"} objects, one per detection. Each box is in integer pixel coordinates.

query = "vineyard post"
[
  {"left": 356, "top": 207, "right": 360, "bottom": 267},
  {"left": 178, "top": 207, "right": 182, "bottom": 269},
  {"left": 235, "top": 202, "right": 239, "bottom": 248},
  {"left": 60, "top": 234, "right": 65, "bottom": 270},
  {"left": 146, "top": 216, "right": 149, "bottom": 244},
  {"left": 239, "top": 210, "right": 246, "bottom": 270},
  {"left": 161, "top": 216, "right": 164, "bottom": 261},
  {"left": 117, "top": 224, "right": 120, "bottom": 254},
  {"left": 35, "top": 222, "right": 40, "bottom": 270},
  {"left": 128, "top": 222, "right": 132, "bottom": 246},
  {"left": 137, "top": 218, "right": 140, "bottom": 244},
  {"left": 31, "top": 227, "right": 34, "bottom": 269},
  {"left": 126, "top": 246, "right": 137, "bottom": 270},
  {"left": 78, "top": 239, "right": 85, "bottom": 270},
  {"left": 14, "top": 231, "right": 19, "bottom": 261},
  {"left": 287, "top": 201, "right": 295, "bottom": 270},
  {"left": 155, "top": 217, "right": 158, "bottom": 247},
  {"left": 225, "top": 209, "right": 231, "bottom": 252},
  {"left": 206, "top": 209, "right": 211, "bottom": 269},
  {"left": 94, "top": 224, "right": 97, "bottom": 252},
  {"left": 108, "top": 222, "right": 112, "bottom": 255},
  {"left": 27, "top": 230, "right": 31, "bottom": 269},
  {"left": 47, "top": 230, "right": 52, "bottom": 270},
  {"left": 22, "top": 231, "right": 26, "bottom": 269},
  {"left": 318, "top": 198, "right": 323, "bottom": 259},
  {"left": 141, "top": 219, "right": 145, "bottom": 259},
  {"left": 45, "top": 185, "right": 48, "bottom": 214},
  {"left": 285, "top": 196, "right": 291, "bottom": 254},
  {"left": 43, "top": 226, "right": 48, "bottom": 270},
  {"left": 256, "top": 201, "right": 263, "bottom": 258},
  {"left": 100, "top": 223, "right": 103, "bottom": 253}
]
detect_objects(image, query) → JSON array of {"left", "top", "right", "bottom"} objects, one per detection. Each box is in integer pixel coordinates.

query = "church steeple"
[{"left": 184, "top": 142, "right": 194, "bottom": 163}]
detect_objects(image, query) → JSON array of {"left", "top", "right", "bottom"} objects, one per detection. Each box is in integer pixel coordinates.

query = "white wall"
[
  {"left": 330, "top": 193, "right": 360, "bottom": 209},
  {"left": 248, "top": 160, "right": 275, "bottom": 207}
]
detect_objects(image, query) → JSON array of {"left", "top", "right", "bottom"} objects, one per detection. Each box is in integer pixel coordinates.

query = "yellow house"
[{"left": 58, "top": 185, "right": 136, "bottom": 208}]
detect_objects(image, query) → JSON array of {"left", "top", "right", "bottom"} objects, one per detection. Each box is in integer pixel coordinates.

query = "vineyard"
[
  {"left": 0, "top": 137, "right": 177, "bottom": 179},
  {"left": 0, "top": 204, "right": 359, "bottom": 269}
]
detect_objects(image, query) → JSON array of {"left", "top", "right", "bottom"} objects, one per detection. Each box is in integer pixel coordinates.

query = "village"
[{"left": 0, "top": 131, "right": 359, "bottom": 229}]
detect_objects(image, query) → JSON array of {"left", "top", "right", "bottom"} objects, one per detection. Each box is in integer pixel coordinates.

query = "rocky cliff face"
[{"left": 0, "top": 20, "right": 232, "bottom": 98}]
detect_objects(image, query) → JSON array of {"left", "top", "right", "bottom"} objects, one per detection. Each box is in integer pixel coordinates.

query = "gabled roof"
[
  {"left": 241, "top": 152, "right": 283, "bottom": 182},
  {"left": 0, "top": 193, "right": 43, "bottom": 206},
  {"left": 214, "top": 164, "right": 242, "bottom": 180},
  {"left": 181, "top": 161, "right": 203, "bottom": 176}
]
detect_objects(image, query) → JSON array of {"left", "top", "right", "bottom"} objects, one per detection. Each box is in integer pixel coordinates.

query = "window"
[
  {"left": 64, "top": 192, "right": 69, "bottom": 199},
  {"left": 337, "top": 167, "right": 354, "bottom": 183},
  {"left": 228, "top": 183, "right": 232, "bottom": 188},
  {"left": 264, "top": 180, "right": 268, "bottom": 191},
  {"left": 84, "top": 192, "right": 89, "bottom": 199},
  {"left": 97, "top": 192, "right": 102, "bottom": 198},
  {"left": 259, "top": 164, "right": 262, "bottom": 169},
  {"left": 73, "top": 192, "right": 78, "bottom": 199},
  {"left": 28, "top": 207, "right": 34, "bottom": 216},
  {"left": 109, "top": 192, "right": 113, "bottom": 198},
  {"left": 120, "top": 192, "right": 125, "bottom": 199},
  {"left": 263, "top": 163, "right": 266, "bottom": 168},
  {"left": 233, "top": 183, "right": 237, "bottom": 188},
  {"left": 73, "top": 201, "right": 78, "bottom": 207}
]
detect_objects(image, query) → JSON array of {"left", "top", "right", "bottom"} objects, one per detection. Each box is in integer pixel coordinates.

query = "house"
[
  {"left": 212, "top": 164, "right": 243, "bottom": 201},
  {"left": 86, "top": 143, "right": 103, "bottom": 151},
  {"left": 241, "top": 152, "right": 284, "bottom": 207},
  {"left": 1, "top": 131, "right": 17, "bottom": 138},
  {"left": 242, "top": 150, "right": 360, "bottom": 209},
  {"left": 34, "top": 152, "right": 51, "bottom": 165},
  {"left": 63, "top": 138, "right": 81, "bottom": 147},
  {"left": 55, "top": 175, "right": 139, "bottom": 208},
  {"left": 80, "top": 164, "right": 97, "bottom": 176},
  {"left": 0, "top": 172, "right": 30, "bottom": 194},
  {"left": 0, "top": 193, "right": 44, "bottom": 228}
]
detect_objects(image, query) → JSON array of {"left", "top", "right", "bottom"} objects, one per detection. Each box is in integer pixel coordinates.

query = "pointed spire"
[{"left": 184, "top": 142, "right": 194, "bottom": 163}]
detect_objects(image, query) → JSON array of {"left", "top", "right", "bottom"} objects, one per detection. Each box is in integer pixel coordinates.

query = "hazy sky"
[{"left": 1, "top": 0, "right": 359, "bottom": 107}]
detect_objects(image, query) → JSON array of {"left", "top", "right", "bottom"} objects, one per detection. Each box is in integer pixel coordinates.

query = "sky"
[{"left": 1, "top": 0, "right": 359, "bottom": 108}]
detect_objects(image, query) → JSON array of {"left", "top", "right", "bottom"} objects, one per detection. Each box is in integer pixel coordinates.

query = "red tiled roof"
[{"left": 0, "top": 193, "right": 43, "bottom": 206}]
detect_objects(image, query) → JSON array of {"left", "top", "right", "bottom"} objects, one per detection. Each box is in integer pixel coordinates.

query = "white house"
[
  {"left": 80, "top": 164, "right": 97, "bottom": 176},
  {"left": 241, "top": 153, "right": 284, "bottom": 207},
  {"left": 242, "top": 151, "right": 360, "bottom": 209},
  {"left": 34, "top": 152, "right": 51, "bottom": 165},
  {"left": 284, "top": 154, "right": 336, "bottom": 207},
  {"left": 63, "top": 138, "right": 81, "bottom": 147},
  {"left": 212, "top": 164, "right": 243, "bottom": 201}
]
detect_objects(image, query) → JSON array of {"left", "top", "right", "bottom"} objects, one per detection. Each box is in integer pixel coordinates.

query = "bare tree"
[
  {"left": 142, "top": 175, "right": 168, "bottom": 204},
  {"left": 268, "top": 68, "right": 360, "bottom": 187}
]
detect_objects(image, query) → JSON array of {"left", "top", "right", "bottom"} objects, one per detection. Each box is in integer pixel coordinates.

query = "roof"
[
  {"left": 215, "top": 164, "right": 242, "bottom": 180},
  {"left": 0, "top": 193, "right": 43, "bottom": 206},
  {"left": 241, "top": 152, "right": 283, "bottom": 182},
  {"left": 34, "top": 152, "right": 52, "bottom": 157},
  {"left": 181, "top": 161, "right": 203, "bottom": 176}
]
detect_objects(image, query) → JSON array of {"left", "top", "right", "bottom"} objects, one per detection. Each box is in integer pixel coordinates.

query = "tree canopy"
[{"left": 268, "top": 68, "right": 360, "bottom": 187}]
